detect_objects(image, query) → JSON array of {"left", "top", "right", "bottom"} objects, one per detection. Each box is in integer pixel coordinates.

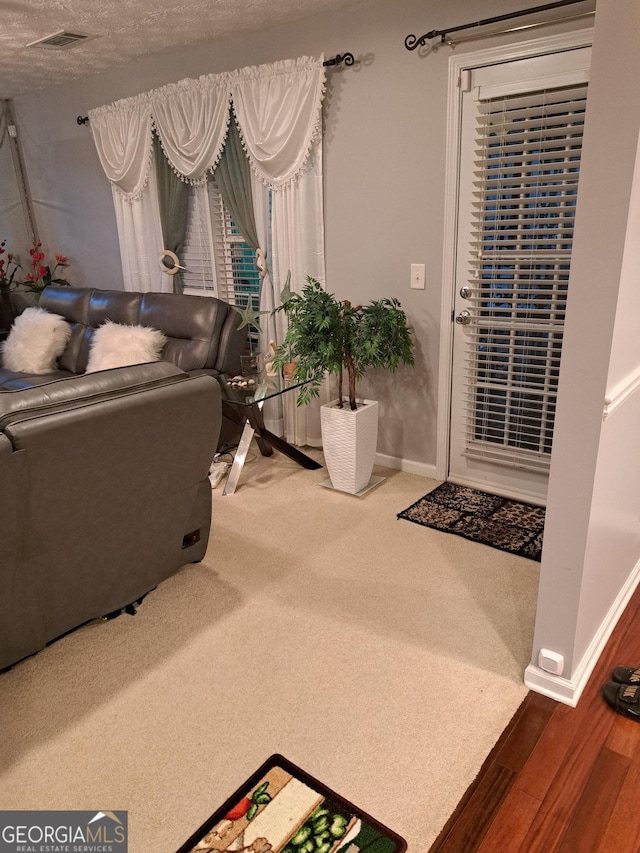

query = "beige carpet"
[{"left": 0, "top": 448, "right": 540, "bottom": 852}]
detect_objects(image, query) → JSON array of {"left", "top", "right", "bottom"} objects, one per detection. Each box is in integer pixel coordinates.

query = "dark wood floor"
[{"left": 429, "top": 582, "right": 640, "bottom": 853}]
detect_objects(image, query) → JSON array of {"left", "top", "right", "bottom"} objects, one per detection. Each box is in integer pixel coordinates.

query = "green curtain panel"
[
  {"left": 154, "top": 133, "right": 189, "bottom": 294},
  {"left": 215, "top": 118, "right": 259, "bottom": 251}
]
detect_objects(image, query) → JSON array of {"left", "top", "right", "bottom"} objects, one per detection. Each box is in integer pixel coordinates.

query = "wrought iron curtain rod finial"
[
  {"left": 323, "top": 52, "right": 355, "bottom": 67},
  {"left": 77, "top": 115, "right": 89, "bottom": 126},
  {"left": 404, "top": 31, "right": 438, "bottom": 50}
]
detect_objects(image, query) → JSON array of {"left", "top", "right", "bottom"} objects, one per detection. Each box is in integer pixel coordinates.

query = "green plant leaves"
[{"left": 273, "top": 275, "right": 414, "bottom": 409}]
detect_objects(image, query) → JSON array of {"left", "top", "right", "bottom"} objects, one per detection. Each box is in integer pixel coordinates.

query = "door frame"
[{"left": 436, "top": 27, "right": 595, "bottom": 490}]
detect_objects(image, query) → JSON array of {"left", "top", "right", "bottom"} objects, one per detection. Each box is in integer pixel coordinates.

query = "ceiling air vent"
[{"left": 27, "top": 31, "right": 92, "bottom": 50}]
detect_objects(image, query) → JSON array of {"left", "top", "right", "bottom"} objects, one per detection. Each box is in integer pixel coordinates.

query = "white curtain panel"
[
  {"left": 272, "top": 138, "right": 327, "bottom": 447},
  {"left": 252, "top": 175, "right": 284, "bottom": 437},
  {"left": 151, "top": 76, "right": 231, "bottom": 182},
  {"left": 112, "top": 164, "right": 166, "bottom": 293}
]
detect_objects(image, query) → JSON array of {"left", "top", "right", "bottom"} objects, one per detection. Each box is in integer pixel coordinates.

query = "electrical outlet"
[
  {"left": 411, "top": 263, "right": 425, "bottom": 290},
  {"left": 538, "top": 649, "right": 564, "bottom": 676}
]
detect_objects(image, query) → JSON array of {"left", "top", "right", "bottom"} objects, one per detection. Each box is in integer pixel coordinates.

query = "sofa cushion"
[
  {"left": 2, "top": 307, "right": 72, "bottom": 374},
  {"left": 40, "top": 287, "right": 145, "bottom": 374},
  {"left": 39, "top": 285, "right": 247, "bottom": 377},
  {"left": 85, "top": 321, "right": 167, "bottom": 373},
  {"left": 39, "top": 287, "right": 92, "bottom": 373},
  {"left": 139, "top": 291, "right": 227, "bottom": 372}
]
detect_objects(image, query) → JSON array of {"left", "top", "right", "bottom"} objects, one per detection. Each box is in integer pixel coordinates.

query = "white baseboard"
[
  {"left": 525, "top": 555, "right": 640, "bottom": 706},
  {"left": 374, "top": 452, "right": 438, "bottom": 480}
]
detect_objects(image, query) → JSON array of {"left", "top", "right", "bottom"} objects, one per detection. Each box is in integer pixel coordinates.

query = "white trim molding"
[
  {"left": 525, "top": 554, "right": 640, "bottom": 706},
  {"left": 603, "top": 364, "right": 640, "bottom": 420},
  {"left": 375, "top": 452, "right": 437, "bottom": 481}
]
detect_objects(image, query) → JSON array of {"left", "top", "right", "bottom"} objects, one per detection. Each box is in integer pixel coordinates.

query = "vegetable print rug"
[
  {"left": 397, "top": 481, "right": 545, "bottom": 562},
  {"left": 176, "top": 754, "right": 406, "bottom": 853}
]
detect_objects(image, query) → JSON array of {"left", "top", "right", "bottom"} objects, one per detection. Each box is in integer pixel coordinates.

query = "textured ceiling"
[{"left": 0, "top": 0, "right": 360, "bottom": 99}]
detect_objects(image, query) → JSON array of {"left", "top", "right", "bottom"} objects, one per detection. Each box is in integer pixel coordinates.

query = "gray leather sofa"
[
  {"left": 0, "top": 285, "right": 247, "bottom": 448},
  {"left": 0, "top": 286, "right": 245, "bottom": 670},
  {"left": 0, "top": 285, "right": 246, "bottom": 387}
]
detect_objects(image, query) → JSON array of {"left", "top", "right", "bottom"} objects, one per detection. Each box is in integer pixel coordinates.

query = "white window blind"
[
  {"left": 464, "top": 83, "right": 587, "bottom": 471},
  {"left": 180, "top": 183, "right": 217, "bottom": 294},
  {"left": 182, "top": 180, "right": 262, "bottom": 352}
]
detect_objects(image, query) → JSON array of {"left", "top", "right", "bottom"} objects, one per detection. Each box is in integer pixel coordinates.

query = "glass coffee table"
[{"left": 218, "top": 371, "right": 322, "bottom": 495}]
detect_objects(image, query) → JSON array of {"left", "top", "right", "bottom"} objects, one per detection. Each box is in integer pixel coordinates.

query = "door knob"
[{"left": 455, "top": 310, "right": 471, "bottom": 325}]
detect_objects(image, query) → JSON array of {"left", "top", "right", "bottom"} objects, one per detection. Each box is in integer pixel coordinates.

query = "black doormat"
[
  {"left": 397, "top": 482, "right": 545, "bottom": 562},
  {"left": 176, "top": 754, "right": 406, "bottom": 853}
]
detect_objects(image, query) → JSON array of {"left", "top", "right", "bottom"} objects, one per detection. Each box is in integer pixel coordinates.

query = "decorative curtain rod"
[
  {"left": 76, "top": 52, "right": 353, "bottom": 125},
  {"left": 323, "top": 52, "right": 354, "bottom": 67},
  {"left": 405, "top": 0, "right": 590, "bottom": 50}
]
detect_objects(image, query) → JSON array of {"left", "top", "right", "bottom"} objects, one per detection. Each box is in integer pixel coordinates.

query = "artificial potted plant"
[{"left": 273, "top": 276, "right": 414, "bottom": 494}]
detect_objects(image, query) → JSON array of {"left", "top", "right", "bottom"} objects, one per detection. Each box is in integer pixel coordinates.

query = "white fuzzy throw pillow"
[
  {"left": 85, "top": 321, "right": 167, "bottom": 373},
  {"left": 2, "top": 306, "right": 72, "bottom": 374}
]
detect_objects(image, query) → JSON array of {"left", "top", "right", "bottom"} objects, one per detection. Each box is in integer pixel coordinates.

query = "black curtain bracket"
[
  {"left": 405, "top": 0, "right": 590, "bottom": 51},
  {"left": 323, "top": 53, "right": 355, "bottom": 67},
  {"left": 77, "top": 115, "right": 89, "bottom": 126}
]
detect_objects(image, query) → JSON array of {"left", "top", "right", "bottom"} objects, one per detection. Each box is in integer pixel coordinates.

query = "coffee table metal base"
[{"left": 222, "top": 400, "right": 321, "bottom": 495}]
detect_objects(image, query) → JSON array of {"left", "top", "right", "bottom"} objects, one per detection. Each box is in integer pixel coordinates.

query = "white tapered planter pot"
[{"left": 320, "top": 398, "right": 379, "bottom": 494}]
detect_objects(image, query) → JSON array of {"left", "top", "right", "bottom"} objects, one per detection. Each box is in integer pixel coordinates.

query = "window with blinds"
[
  {"left": 180, "top": 183, "right": 216, "bottom": 292},
  {"left": 181, "top": 181, "right": 262, "bottom": 352},
  {"left": 464, "top": 83, "right": 587, "bottom": 471}
]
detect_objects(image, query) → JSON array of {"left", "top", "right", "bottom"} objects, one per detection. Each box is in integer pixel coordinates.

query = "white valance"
[
  {"left": 89, "top": 95, "right": 153, "bottom": 201},
  {"left": 230, "top": 56, "right": 325, "bottom": 189},
  {"left": 151, "top": 75, "right": 231, "bottom": 183},
  {"left": 88, "top": 56, "right": 325, "bottom": 200}
]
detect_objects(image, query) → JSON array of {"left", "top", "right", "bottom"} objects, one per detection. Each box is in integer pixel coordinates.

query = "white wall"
[
  {"left": 525, "top": 0, "right": 640, "bottom": 705},
  {"left": 0, "top": 133, "right": 29, "bottom": 251},
  {"left": 6, "top": 0, "right": 593, "bottom": 470}
]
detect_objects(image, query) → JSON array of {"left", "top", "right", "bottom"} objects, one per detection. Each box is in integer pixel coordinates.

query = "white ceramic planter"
[{"left": 320, "top": 398, "right": 379, "bottom": 494}]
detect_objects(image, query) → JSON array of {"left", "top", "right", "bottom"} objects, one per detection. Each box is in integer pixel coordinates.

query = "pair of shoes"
[
  {"left": 602, "top": 666, "right": 640, "bottom": 720},
  {"left": 612, "top": 665, "right": 640, "bottom": 685}
]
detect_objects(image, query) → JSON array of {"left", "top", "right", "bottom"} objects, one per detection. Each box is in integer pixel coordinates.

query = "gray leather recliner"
[{"left": 0, "top": 361, "right": 222, "bottom": 671}]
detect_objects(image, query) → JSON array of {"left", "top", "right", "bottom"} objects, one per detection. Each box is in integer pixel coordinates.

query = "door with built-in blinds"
[{"left": 449, "top": 47, "right": 590, "bottom": 505}]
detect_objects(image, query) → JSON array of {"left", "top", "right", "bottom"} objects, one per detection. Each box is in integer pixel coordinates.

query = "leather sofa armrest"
[{"left": 0, "top": 362, "right": 188, "bottom": 423}]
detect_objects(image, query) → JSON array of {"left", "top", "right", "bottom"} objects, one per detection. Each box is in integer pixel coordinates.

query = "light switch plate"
[{"left": 411, "top": 263, "right": 425, "bottom": 290}]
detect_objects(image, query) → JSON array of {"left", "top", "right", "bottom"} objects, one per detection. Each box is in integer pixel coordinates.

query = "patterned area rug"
[
  {"left": 397, "top": 482, "right": 545, "bottom": 562},
  {"left": 177, "top": 754, "right": 406, "bottom": 853}
]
